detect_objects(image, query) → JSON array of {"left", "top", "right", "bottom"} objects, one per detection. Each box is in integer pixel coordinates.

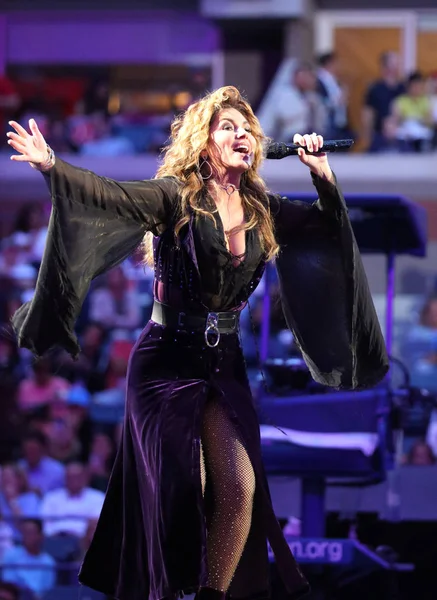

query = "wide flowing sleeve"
[
  {"left": 271, "top": 172, "right": 389, "bottom": 390},
  {"left": 11, "top": 158, "right": 179, "bottom": 358}
]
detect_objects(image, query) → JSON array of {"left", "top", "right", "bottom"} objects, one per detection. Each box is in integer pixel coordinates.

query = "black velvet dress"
[{"left": 12, "top": 159, "right": 389, "bottom": 600}]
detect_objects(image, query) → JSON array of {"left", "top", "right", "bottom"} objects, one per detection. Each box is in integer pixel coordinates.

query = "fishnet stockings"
[{"left": 200, "top": 400, "right": 256, "bottom": 592}]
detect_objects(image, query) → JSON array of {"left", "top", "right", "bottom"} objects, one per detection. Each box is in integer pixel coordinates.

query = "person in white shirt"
[
  {"left": 40, "top": 462, "right": 104, "bottom": 537},
  {"left": 258, "top": 62, "right": 327, "bottom": 142},
  {"left": 18, "top": 431, "right": 65, "bottom": 496},
  {"left": 316, "top": 52, "right": 348, "bottom": 138}
]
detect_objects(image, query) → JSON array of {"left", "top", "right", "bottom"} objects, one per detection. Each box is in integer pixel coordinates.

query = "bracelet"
[{"left": 30, "top": 144, "right": 56, "bottom": 172}]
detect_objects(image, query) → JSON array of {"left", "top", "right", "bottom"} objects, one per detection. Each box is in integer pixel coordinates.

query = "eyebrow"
[{"left": 219, "top": 116, "right": 250, "bottom": 126}]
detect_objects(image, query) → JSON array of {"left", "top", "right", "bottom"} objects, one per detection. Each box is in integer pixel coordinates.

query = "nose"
[{"left": 236, "top": 127, "right": 247, "bottom": 138}]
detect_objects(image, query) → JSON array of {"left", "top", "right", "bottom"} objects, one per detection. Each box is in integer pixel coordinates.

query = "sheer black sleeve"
[
  {"left": 11, "top": 158, "right": 180, "bottom": 358},
  {"left": 270, "top": 172, "right": 389, "bottom": 390}
]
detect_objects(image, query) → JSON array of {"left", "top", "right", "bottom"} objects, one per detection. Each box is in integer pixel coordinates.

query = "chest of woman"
[{"left": 152, "top": 214, "right": 266, "bottom": 312}]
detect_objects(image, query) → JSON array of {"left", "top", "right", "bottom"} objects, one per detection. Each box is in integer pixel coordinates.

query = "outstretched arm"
[
  {"left": 7, "top": 119, "right": 178, "bottom": 234},
  {"left": 270, "top": 133, "right": 388, "bottom": 390},
  {"left": 8, "top": 119, "right": 179, "bottom": 358}
]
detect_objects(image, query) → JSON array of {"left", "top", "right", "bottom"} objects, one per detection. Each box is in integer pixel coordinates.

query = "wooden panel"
[
  {"left": 334, "top": 27, "right": 402, "bottom": 151},
  {"left": 417, "top": 31, "right": 437, "bottom": 76}
]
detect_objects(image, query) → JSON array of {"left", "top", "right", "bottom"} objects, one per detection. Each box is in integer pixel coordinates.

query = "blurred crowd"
[
  {"left": 0, "top": 72, "right": 203, "bottom": 157},
  {"left": 258, "top": 50, "right": 437, "bottom": 154},
  {"left": 2, "top": 52, "right": 437, "bottom": 158}
]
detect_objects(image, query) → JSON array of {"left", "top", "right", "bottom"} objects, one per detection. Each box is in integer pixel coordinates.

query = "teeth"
[{"left": 235, "top": 145, "right": 249, "bottom": 152}]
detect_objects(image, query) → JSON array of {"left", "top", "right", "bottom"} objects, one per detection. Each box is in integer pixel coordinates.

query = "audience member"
[
  {"left": 0, "top": 512, "right": 14, "bottom": 562},
  {"left": 316, "top": 52, "right": 349, "bottom": 138},
  {"left": 1, "top": 519, "right": 55, "bottom": 598},
  {"left": 390, "top": 71, "right": 433, "bottom": 152},
  {"left": 403, "top": 295, "right": 437, "bottom": 392},
  {"left": 88, "top": 266, "right": 141, "bottom": 332},
  {"left": 45, "top": 419, "right": 82, "bottom": 466},
  {"left": 40, "top": 462, "right": 104, "bottom": 537},
  {"left": 88, "top": 433, "right": 116, "bottom": 492},
  {"left": 258, "top": 62, "right": 326, "bottom": 142},
  {"left": 17, "top": 357, "right": 70, "bottom": 413},
  {"left": 363, "top": 51, "right": 405, "bottom": 153},
  {"left": 0, "top": 465, "right": 40, "bottom": 535},
  {"left": 11, "top": 203, "right": 48, "bottom": 266},
  {"left": 18, "top": 432, "right": 65, "bottom": 496}
]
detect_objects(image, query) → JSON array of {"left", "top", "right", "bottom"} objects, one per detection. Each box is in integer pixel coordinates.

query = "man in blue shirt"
[
  {"left": 1, "top": 519, "right": 56, "bottom": 598},
  {"left": 363, "top": 51, "right": 405, "bottom": 152}
]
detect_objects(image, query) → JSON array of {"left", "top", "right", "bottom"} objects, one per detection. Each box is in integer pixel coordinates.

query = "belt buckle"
[
  {"left": 178, "top": 312, "right": 186, "bottom": 328},
  {"left": 204, "top": 312, "right": 220, "bottom": 348}
]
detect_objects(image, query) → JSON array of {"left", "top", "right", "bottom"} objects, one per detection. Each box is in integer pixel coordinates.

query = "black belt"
[{"left": 151, "top": 301, "right": 239, "bottom": 348}]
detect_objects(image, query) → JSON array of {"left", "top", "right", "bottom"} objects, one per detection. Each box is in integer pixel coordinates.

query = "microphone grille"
[{"left": 265, "top": 141, "right": 288, "bottom": 159}]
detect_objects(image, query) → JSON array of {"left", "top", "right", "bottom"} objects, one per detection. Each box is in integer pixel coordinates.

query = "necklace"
[{"left": 219, "top": 183, "right": 240, "bottom": 196}]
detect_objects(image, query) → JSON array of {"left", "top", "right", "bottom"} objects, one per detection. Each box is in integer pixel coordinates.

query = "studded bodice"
[{"left": 152, "top": 216, "right": 266, "bottom": 313}]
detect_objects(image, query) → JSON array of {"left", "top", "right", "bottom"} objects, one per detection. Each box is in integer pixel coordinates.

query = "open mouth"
[{"left": 233, "top": 144, "right": 250, "bottom": 155}]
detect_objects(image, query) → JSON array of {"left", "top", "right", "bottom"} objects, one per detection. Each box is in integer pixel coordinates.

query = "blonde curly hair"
[{"left": 144, "top": 85, "right": 279, "bottom": 263}]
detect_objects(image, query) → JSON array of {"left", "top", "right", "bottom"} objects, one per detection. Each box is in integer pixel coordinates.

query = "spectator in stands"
[
  {"left": 403, "top": 294, "right": 437, "bottom": 392},
  {"left": 8, "top": 263, "right": 37, "bottom": 306},
  {"left": 0, "top": 465, "right": 40, "bottom": 535},
  {"left": 1, "top": 518, "right": 55, "bottom": 598},
  {"left": 40, "top": 462, "right": 104, "bottom": 537},
  {"left": 316, "top": 52, "right": 349, "bottom": 138},
  {"left": 0, "top": 582, "right": 20, "bottom": 600},
  {"left": 17, "top": 357, "right": 70, "bottom": 412},
  {"left": 88, "top": 433, "right": 116, "bottom": 492},
  {"left": 0, "top": 511, "right": 14, "bottom": 562},
  {"left": 390, "top": 71, "right": 433, "bottom": 152},
  {"left": 258, "top": 62, "right": 326, "bottom": 142},
  {"left": 363, "top": 51, "right": 405, "bottom": 153},
  {"left": 64, "top": 385, "right": 93, "bottom": 462},
  {"left": 406, "top": 440, "right": 435, "bottom": 466},
  {"left": 427, "top": 71, "right": 437, "bottom": 148},
  {"left": 0, "top": 331, "right": 21, "bottom": 382},
  {"left": 18, "top": 432, "right": 65, "bottom": 496},
  {"left": 45, "top": 418, "right": 82, "bottom": 466},
  {"left": 53, "top": 322, "right": 109, "bottom": 394},
  {"left": 88, "top": 266, "right": 141, "bottom": 332},
  {"left": 11, "top": 203, "right": 49, "bottom": 266}
]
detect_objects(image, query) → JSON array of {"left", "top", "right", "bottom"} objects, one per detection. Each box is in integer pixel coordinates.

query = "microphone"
[{"left": 265, "top": 139, "right": 354, "bottom": 159}]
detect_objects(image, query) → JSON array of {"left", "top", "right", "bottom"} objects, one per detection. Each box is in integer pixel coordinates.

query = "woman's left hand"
[{"left": 293, "top": 132, "right": 334, "bottom": 182}]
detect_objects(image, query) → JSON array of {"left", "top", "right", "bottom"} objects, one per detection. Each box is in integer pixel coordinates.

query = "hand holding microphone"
[
  {"left": 272, "top": 132, "right": 338, "bottom": 181},
  {"left": 265, "top": 134, "right": 354, "bottom": 159}
]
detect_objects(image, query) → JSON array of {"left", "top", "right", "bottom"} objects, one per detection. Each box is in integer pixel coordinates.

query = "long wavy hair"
[{"left": 143, "top": 86, "right": 279, "bottom": 263}]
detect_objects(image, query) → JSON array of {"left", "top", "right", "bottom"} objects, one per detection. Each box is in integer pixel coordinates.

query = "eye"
[{"left": 222, "top": 124, "right": 233, "bottom": 130}]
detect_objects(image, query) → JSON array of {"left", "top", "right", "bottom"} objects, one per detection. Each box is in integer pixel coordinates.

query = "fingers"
[
  {"left": 10, "top": 154, "right": 33, "bottom": 162},
  {"left": 7, "top": 138, "right": 27, "bottom": 154},
  {"left": 29, "top": 118, "right": 45, "bottom": 145},
  {"left": 8, "top": 120, "right": 30, "bottom": 139},
  {"left": 6, "top": 131, "right": 26, "bottom": 144},
  {"left": 293, "top": 132, "right": 324, "bottom": 153}
]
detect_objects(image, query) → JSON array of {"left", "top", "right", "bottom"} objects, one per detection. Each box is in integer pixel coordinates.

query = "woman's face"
[{"left": 207, "top": 107, "right": 256, "bottom": 176}]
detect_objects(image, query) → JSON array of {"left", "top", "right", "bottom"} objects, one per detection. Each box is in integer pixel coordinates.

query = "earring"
[{"left": 199, "top": 157, "right": 213, "bottom": 180}]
